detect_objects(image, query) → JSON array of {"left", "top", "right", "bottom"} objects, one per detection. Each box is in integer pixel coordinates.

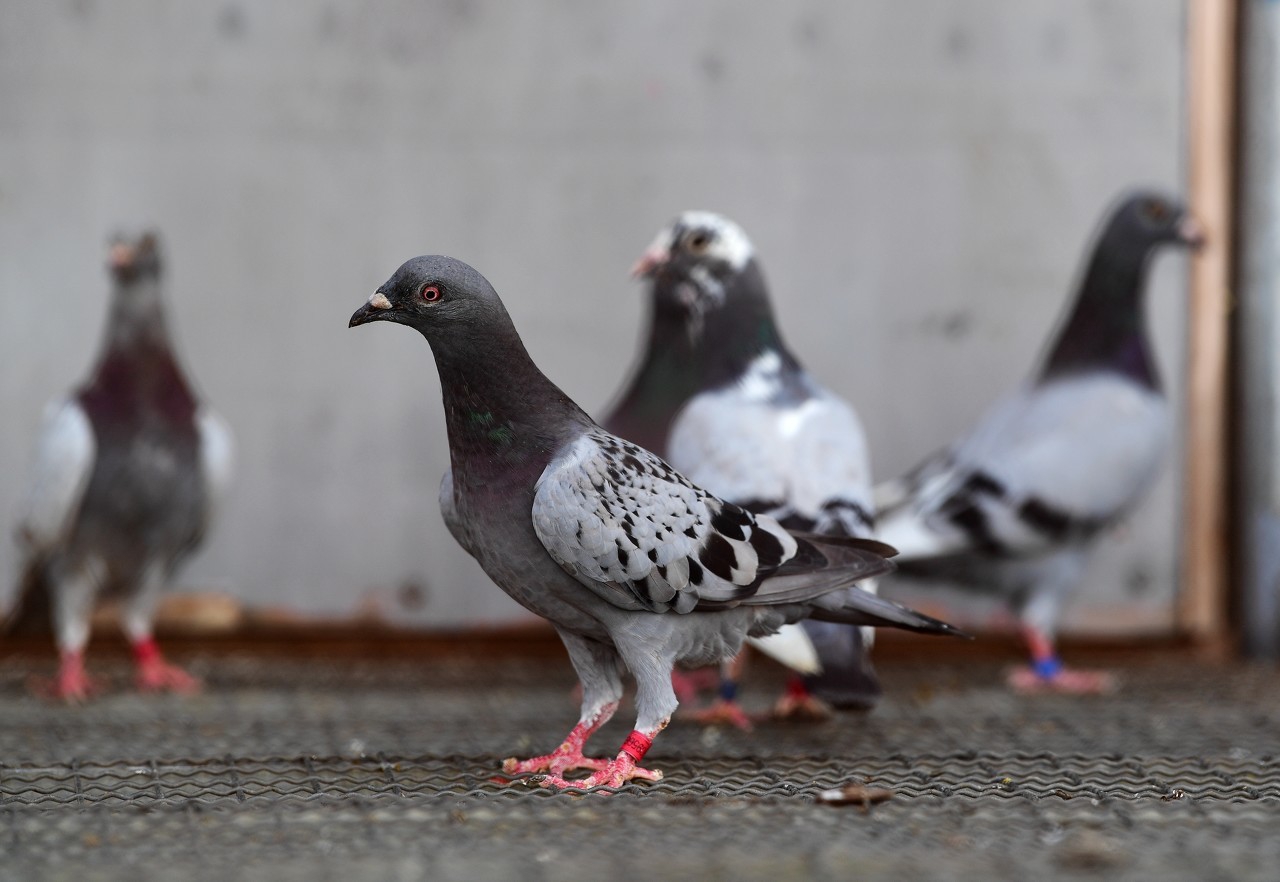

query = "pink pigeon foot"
[
  {"left": 771, "top": 678, "right": 834, "bottom": 721},
  {"left": 1011, "top": 628, "right": 1115, "bottom": 694},
  {"left": 133, "top": 638, "right": 201, "bottom": 694},
  {"left": 536, "top": 730, "right": 664, "bottom": 790},
  {"left": 1007, "top": 665, "right": 1116, "bottom": 695},
  {"left": 503, "top": 702, "right": 617, "bottom": 777},
  {"left": 33, "top": 650, "right": 100, "bottom": 702},
  {"left": 685, "top": 698, "right": 754, "bottom": 731}
]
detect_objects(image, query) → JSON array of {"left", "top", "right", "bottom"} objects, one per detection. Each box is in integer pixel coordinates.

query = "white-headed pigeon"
[
  {"left": 6, "top": 233, "right": 233, "bottom": 700},
  {"left": 349, "top": 255, "right": 961, "bottom": 789},
  {"left": 875, "top": 191, "right": 1202, "bottom": 693},
  {"left": 603, "top": 211, "right": 882, "bottom": 729}
]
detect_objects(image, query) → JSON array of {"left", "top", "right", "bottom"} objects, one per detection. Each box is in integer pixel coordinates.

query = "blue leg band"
[{"left": 1033, "top": 656, "right": 1064, "bottom": 679}]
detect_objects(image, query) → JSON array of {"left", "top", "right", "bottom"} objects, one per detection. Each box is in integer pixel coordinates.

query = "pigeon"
[
  {"left": 6, "top": 233, "right": 233, "bottom": 701},
  {"left": 603, "top": 211, "right": 882, "bottom": 728},
  {"left": 349, "top": 254, "right": 962, "bottom": 789},
  {"left": 875, "top": 191, "right": 1203, "bottom": 694}
]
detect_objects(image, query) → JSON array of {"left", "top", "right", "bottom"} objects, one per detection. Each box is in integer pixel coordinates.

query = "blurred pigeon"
[
  {"left": 6, "top": 233, "right": 233, "bottom": 700},
  {"left": 875, "top": 191, "right": 1202, "bottom": 693},
  {"left": 604, "top": 211, "right": 882, "bottom": 728},
  {"left": 349, "top": 254, "right": 961, "bottom": 789}
]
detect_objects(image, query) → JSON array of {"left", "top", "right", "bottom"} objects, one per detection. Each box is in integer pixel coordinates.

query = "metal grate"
[
  {"left": 4, "top": 751, "right": 1280, "bottom": 808},
  {"left": 1, "top": 656, "right": 1278, "bottom": 881}
]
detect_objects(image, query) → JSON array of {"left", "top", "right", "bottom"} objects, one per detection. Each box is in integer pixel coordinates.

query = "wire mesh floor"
[{"left": 1, "top": 652, "right": 1277, "bottom": 881}]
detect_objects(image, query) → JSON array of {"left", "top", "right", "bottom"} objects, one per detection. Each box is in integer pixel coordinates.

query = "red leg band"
[
  {"left": 132, "top": 637, "right": 161, "bottom": 665},
  {"left": 620, "top": 730, "right": 653, "bottom": 763},
  {"left": 785, "top": 676, "right": 809, "bottom": 699}
]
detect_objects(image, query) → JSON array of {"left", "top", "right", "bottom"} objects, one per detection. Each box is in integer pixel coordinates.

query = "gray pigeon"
[
  {"left": 875, "top": 191, "right": 1202, "bottom": 693},
  {"left": 349, "top": 254, "right": 961, "bottom": 789},
  {"left": 604, "top": 211, "right": 881, "bottom": 728},
  {"left": 6, "top": 233, "right": 233, "bottom": 701}
]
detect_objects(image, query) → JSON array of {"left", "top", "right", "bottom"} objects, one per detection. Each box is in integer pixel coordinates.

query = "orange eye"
[{"left": 421, "top": 284, "right": 442, "bottom": 302}]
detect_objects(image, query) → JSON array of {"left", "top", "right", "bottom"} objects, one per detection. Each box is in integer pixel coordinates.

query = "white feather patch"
[{"left": 747, "top": 624, "right": 822, "bottom": 675}]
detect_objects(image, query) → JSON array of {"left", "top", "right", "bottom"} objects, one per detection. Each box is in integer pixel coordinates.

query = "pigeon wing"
[
  {"left": 877, "top": 374, "right": 1168, "bottom": 561},
  {"left": 17, "top": 400, "right": 96, "bottom": 555},
  {"left": 532, "top": 429, "right": 800, "bottom": 614}
]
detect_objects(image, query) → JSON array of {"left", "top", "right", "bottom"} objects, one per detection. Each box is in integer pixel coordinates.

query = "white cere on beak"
[{"left": 368, "top": 292, "right": 392, "bottom": 310}]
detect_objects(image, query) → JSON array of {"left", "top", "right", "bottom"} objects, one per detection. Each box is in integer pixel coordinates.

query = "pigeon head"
[
  {"left": 632, "top": 211, "right": 760, "bottom": 335},
  {"left": 108, "top": 232, "right": 163, "bottom": 285},
  {"left": 1037, "top": 189, "right": 1203, "bottom": 388},
  {"left": 1105, "top": 191, "right": 1204, "bottom": 252},
  {"left": 348, "top": 254, "right": 517, "bottom": 344},
  {"left": 350, "top": 255, "right": 590, "bottom": 467}
]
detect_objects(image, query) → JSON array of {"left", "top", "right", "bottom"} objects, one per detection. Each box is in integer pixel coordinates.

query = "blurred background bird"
[
  {"left": 604, "top": 211, "right": 883, "bottom": 728},
  {"left": 875, "top": 191, "right": 1202, "bottom": 694},
  {"left": 5, "top": 233, "right": 233, "bottom": 701}
]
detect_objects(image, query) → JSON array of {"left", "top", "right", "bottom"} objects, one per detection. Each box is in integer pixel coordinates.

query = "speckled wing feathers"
[{"left": 533, "top": 429, "right": 802, "bottom": 614}]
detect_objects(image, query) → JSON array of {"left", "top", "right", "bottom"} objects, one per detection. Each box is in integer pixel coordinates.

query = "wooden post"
[{"left": 1180, "top": 0, "right": 1238, "bottom": 643}]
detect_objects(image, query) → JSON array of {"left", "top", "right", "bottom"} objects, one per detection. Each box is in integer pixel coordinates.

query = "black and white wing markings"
[
  {"left": 532, "top": 429, "right": 800, "bottom": 614},
  {"left": 738, "top": 498, "right": 875, "bottom": 540},
  {"left": 877, "top": 375, "right": 1169, "bottom": 562}
]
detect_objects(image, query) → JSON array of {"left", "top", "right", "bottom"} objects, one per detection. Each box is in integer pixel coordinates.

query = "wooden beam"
[{"left": 1180, "top": 0, "right": 1238, "bottom": 641}]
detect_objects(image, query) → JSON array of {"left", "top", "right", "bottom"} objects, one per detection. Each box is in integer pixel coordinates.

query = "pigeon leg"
[
  {"left": 35, "top": 649, "right": 98, "bottom": 703},
  {"left": 771, "top": 676, "right": 834, "bottom": 721},
  {"left": 1007, "top": 626, "right": 1115, "bottom": 694},
  {"left": 537, "top": 724, "right": 668, "bottom": 790},
  {"left": 504, "top": 700, "right": 619, "bottom": 776},
  {"left": 33, "top": 563, "right": 102, "bottom": 702},
  {"left": 124, "top": 565, "right": 201, "bottom": 694},
  {"left": 130, "top": 637, "right": 201, "bottom": 694},
  {"left": 538, "top": 639, "right": 675, "bottom": 790},
  {"left": 684, "top": 653, "right": 753, "bottom": 731},
  {"left": 504, "top": 630, "right": 623, "bottom": 776}
]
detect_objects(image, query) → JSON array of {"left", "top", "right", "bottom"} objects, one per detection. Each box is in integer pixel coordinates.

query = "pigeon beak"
[
  {"left": 631, "top": 247, "right": 670, "bottom": 279},
  {"left": 348, "top": 292, "right": 394, "bottom": 328},
  {"left": 1178, "top": 215, "right": 1207, "bottom": 249}
]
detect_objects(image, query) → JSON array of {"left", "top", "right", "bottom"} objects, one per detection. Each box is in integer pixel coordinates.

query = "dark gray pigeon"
[
  {"left": 6, "top": 233, "right": 233, "bottom": 701},
  {"left": 875, "top": 191, "right": 1202, "bottom": 693},
  {"left": 349, "top": 254, "right": 961, "bottom": 789},
  {"left": 604, "top": 211, "right": 882, "bottom": 728}
]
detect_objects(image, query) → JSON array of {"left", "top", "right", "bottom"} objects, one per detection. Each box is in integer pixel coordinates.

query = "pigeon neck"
[
  {"left": 1037, "top": 237, "right": 1159, "bottom": 390},
  {"left": 428, "top": 324, "right": 591, "bottom": 477},
  {"left": 102, "top": 276, "right": 175, "bottom": 354},
  {"left": 601, "top": 295, "right": 701, "bottom": 457},
  {"left": 81, "top": 278, "right": 197, "bottom": 433},
  {"left": 697, "top": 262, "right": 796, "bottom": 389}
]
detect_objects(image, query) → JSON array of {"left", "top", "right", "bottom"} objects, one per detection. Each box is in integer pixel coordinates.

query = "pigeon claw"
[
  {"left": 684, "top": 698, "right": 755, "bottom": 731},
  {"left": 502, "top": 747, "right": 611, "bottom": 777},
  {"left": 535, "top": 754, "right": 664, "bottom": 791},
  {"left": 1007, "top": 665, "right": 1116, "bottom": 695},
  {"left": 135, "top": 659, "right": 202, "bottom": 695},
  {"left": 771, "top": 691, "right": 835, "bottom": 722},
  {"left": 32, "top": 653, "right": 101, "bottom": 703}
]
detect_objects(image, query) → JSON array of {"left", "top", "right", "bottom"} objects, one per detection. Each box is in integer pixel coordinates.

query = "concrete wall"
[{"left": 0, "top": 1, "right": 1189, "bottom": 632}]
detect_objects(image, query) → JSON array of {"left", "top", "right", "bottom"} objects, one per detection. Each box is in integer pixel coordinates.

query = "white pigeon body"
[{"left": 606, "top": 211, "right": 882, "bottom": 711}]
